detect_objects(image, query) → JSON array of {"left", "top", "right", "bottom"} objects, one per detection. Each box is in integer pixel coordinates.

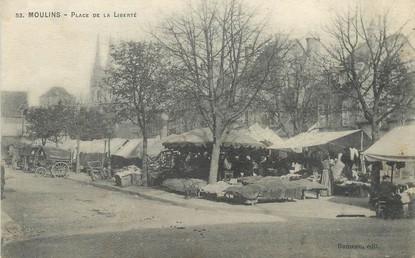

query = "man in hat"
[
  {"left": 379, "top": 175, "right": 396, "bottom": 199},
  {"left": 378, "top": 175, "right": 403, "bottom": 219}
]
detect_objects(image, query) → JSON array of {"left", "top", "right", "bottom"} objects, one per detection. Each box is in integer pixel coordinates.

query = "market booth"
[
  {"left": 268, "top": 129, "right": 371, "bottom": 153},
  {"left": 162, "top": 127, "right": 267, "bottom": 166},
  {"left": 159, "top": 128, "right": 270, "bottom": 197},
  {"left": 239, "top": 123, "right": 285, "bottom": 147},
  {"left": 363, "top": 125, "right": 415, "bottom": 217},
  {"left": 111, "top": 138, "right": 165, "bottom": 168},
  {"left": 268, "top": 129, "right": 372, "bottom": 197},
  {"left": 70, "top": 138, "right": 128, "bottom": 170},
  {"left": 163, "top": 127, "right": 266, "bottom": 149},
  {"left": 159, "top": 128, "right": 330, "bottom": 204},
  {"left": 161, "top": 127, "right": 267, "bottom": 179},
  {"left": 363, "top": 125, "right": 415, "bottom": 163}
]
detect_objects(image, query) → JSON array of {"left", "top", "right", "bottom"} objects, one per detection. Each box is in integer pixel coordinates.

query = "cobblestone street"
[{"left": 2, "top": 167, "right": 415, "bottom": 257}]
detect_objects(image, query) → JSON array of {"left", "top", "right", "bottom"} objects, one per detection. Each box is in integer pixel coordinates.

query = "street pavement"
[
  {"left": 2, "top": 167, "right": 414, "bottom": 257},
  {"left": 65, "top": 171, "right": 376, "bottom": 219}
]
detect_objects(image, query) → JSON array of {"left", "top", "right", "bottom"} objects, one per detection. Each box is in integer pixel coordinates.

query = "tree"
[
  {"left": 325, "top": 9, "right": 415, "bottom": 141},
  {"left": 67, "top": 105, "right": 116, "bottom": 173},
  {"left": 107, "top": 41, "right": 170, "bottom": 186},
  {"left": 155, "top": 0, "right": 286, "bottom": 184},
  {"left": 67, "top": 106, "right": 115, "bottom": 142},
  {"left": 25, "top": 102, "right": 73, "bottom": 146},
  {"left": 257, "top": 37, "right": 331, "bottom": 137}
]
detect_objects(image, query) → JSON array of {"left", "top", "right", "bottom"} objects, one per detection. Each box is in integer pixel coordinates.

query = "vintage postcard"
[{"left": 1, "top": 0, "right": 415, "bottom": 257}]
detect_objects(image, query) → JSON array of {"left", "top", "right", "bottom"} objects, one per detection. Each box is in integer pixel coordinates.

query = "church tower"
[{"left": 90, "top": 35, "right": 110, "bottom": 104}]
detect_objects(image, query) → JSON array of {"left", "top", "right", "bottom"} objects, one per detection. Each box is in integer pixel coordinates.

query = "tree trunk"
[
  {"left": 142, "top": 131, "right": 148, "bottom": 186},
  {"left": 107, "top": 138, "right": 112, "bottom": 177},
  {"left": 102, "top": 140, "right": 107, "bottom": 166},
  {"left": 76, "top": 138, "right": 80, "bottom": 173},
  {"left": 371, "top": 121, "right": 380, "bottom": 142},
  {"left": 208, "top": 137, "right": 221, "bottom": 184}
]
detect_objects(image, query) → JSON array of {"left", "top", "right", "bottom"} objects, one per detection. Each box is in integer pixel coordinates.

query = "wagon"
[{"left": 27, "top": 146, "right": 72, "bottom": 178}]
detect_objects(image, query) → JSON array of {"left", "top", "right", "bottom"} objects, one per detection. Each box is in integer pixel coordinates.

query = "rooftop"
[{"left": 1, "top": 91, "right": 28, "bottom": 118}]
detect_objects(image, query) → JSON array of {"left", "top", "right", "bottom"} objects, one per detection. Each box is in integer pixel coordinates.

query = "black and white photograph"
[{"left": 1, "top": 0, "right": 415, "bottom": 257}]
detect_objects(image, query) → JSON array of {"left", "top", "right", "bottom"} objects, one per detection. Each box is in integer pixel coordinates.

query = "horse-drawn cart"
[{"left": 26, "top": 146, "right": 71, "bottom": 178}]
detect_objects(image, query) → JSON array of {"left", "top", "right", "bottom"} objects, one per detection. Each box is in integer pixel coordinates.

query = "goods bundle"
[
  {"left": 201, "top": 181, "right": 231, "bottom": 197},
  {"left": 224, "top": 185, "right": 262, "bottom": 201},
  {"left": 162, "top": 178, "right": 207, "bottom": 194}
]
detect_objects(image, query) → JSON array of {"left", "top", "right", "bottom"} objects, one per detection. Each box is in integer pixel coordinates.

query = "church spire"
[
  {"left": 93, "top": 34, "right": 101, "bottom": 71},
  {"left": 106, "top": 33, "right": 114, "bottom": 67}
]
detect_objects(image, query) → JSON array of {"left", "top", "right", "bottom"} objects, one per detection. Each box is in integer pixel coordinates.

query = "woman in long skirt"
[{"left": 321, "top": 155, "right": 334, "bottom": 196}]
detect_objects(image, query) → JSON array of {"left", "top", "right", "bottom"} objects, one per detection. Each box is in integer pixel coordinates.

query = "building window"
[{"left": 341, "top": 101, "right": 350, "bottom": 127}]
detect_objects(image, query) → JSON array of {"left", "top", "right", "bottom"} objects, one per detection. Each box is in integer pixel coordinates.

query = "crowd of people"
[{"left": 166, "top": 148, "right": 300, "bottom": 181}]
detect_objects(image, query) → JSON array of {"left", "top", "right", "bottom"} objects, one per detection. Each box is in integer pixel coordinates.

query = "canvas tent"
[
  {"left": 111, "top": 138, "right": 166, "bottom": 168},
  {"left": 162, "top": 127, "right": 266, "bottom": 149},
  {"left": 363, "top": 125, "right": 415, "bottom": 162},
  {"left": 239, "top": 123, "right": 285, "bottom": 146},
  {"left": 112, "top": 138, "right": 163, "bottom": 159},
  {"left": 68, "top": 138, "right": 128, "bottom": 168},
  {"left": 268, "top": 129, "right": 371, "bottom": 153}
]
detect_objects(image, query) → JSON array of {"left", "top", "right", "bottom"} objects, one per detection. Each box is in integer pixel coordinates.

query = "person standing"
[
  {"left": 232, "top": 156, "right": 241, "bottom": 178},
  {"left": 320, "top": 154, "right": 334, "bottom": 196},
  {"left": 217, "top": 153, "right": 225, "bottom": 181},
  {"left": 242, "top": 156, "right": 254, "bottom": 177}
]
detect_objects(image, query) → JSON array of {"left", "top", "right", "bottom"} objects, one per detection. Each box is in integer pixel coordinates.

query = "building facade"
[
  {"left": 1, "top": 91, "right": 28, "bottom": 137},
  {"left": 39, "top": 87, "right": 77, "bottom": 107}
]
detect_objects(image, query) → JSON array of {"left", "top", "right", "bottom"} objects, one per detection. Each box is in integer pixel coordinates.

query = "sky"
[{"left": 1, "top": 0, "right": 415, "bottom": 106}]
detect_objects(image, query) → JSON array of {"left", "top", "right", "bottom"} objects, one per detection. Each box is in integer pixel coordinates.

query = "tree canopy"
[
  {"left": 107, "top": 41, "right": 171, "bottom": 185},
  {"left": 25, "top": 102, "right": 74, "bottom": 146},
  {"left": 155, "top": 0, "right": 286, "bottom": 183},
  {"left": 325, "top": 9, "right": 415, "bottom": 140}
]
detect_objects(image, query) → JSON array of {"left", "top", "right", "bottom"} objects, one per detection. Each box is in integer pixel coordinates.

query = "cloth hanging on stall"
[{"left": 350, "top": 148, "right": 359, "bottom": 161}]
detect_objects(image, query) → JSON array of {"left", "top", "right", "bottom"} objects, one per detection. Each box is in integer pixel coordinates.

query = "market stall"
[
  {"left": 268, "top": 129, "right": 371, "bottom": 153},
  {"left": 158, "top": 128, "right": 267, "bottom": 186},
  {"left": 111, "top": 138, "right": 164, "bottom": 168},
  {"left": 239, "top": 123, "right": 285, "bottom": 147},
  {"left": 162, "top": 127, "right": 266, "bottom": 149},
  {"left": 222, "top": 176, "right": 327, "bottom": 204},
  {"left": 363, "top": 125, "right": 415, "bottom": 162},
  {"left": 71, "top": 138, "right": 128, "bottom": 170},
  {"left": 362, "top": 125, "right": 415, "bottom": 218},
  {"left": 268, "top": 130, "right": 372, "bottom": 197}
]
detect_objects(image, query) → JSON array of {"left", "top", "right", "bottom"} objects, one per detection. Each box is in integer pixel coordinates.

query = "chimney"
[{"left": 306, "top": 37, "right": 320, "bottom": 54}]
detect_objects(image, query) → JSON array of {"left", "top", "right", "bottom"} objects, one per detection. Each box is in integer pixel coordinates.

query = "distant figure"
[
  {"left": 258, "top": 156, "right": 268, "bottom": 176},
  {"left": 320, "top": 154, "right": 334, "bottom": 196},
  {"left": 1, "top": 165, "right": 5, "bottom": 199},
  {"left": 217, "top": 153, "right": 226, "bottom": 181},
  {"left": 378, "top": 175, "right": 403, "bottom": 219},
  {"left": 242, "top": 156, "right": 254, "bottom": 177},
  {"left": 379, "top": 175, "right": 396, "bottom": 199},
  {"left": 232, "top": 156, "right": 242, "bottom": 178}
]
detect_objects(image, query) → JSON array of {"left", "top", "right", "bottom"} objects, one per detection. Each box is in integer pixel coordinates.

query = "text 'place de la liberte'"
[{"left": 16, "top": 11, "right": 138, "bottom": 19}]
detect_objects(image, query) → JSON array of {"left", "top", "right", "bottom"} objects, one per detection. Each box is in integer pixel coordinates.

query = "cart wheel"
[
  {"left": 52, "top": 162, "right": 69, "bottom": 178},
  {"left": 35, "top": 167, "right": 47, "bottom": 176}
]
